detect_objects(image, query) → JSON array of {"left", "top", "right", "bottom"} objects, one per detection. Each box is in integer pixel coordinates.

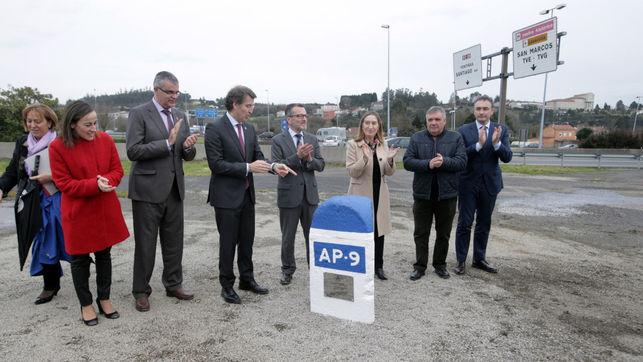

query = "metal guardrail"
[{"left": 512, "top": 152, "right": 642, "bottom": 169}]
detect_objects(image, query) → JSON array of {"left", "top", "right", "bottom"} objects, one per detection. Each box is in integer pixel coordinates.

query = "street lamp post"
[
  {"left": 381, "top": 24, "right": 390, "bottom": 136},
  {"left": 266, "top": 89, "right": 270, "bottom": 132},
  {"left": 538, "top": 4, "right": 566, "bottom": 149},
  {"left": 634, "top": 96, "right": 642, "bottom": 134}
]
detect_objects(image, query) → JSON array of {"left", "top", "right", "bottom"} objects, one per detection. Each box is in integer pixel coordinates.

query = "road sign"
[
  {"left": 453, "top": 44, "right": 482, "bottom": 91},
  {"left": 281, "top": 119, "right": 288, "bottom": 131},
  {"left": 195, "top": 108, "right": 218, "bottom": 118},
  {"left": 512, "top": 17, "right": 558, "bottom": 79}
]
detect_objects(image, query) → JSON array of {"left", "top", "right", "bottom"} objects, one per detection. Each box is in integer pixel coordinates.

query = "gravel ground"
[{"left": 0, "top": 169, "right": 641, "bottom": 360}]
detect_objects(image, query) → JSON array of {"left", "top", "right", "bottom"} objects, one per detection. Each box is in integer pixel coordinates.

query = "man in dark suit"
[
  {"left": 454, "top": 95, "right": 512, "bottom": 275},
  {"left": 271, "top": 103, "right": 325, "bottom": 285},
  {"left": 127, "top": 71, "right": 199, "bottom": 312},
  {"left": 205, "top": 85, "right": 293, "bottom": 304}
]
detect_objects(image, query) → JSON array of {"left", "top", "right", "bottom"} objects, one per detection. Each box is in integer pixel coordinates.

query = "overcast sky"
[{"left": 2, "top": 0, "right": 639, "bottom": 108}]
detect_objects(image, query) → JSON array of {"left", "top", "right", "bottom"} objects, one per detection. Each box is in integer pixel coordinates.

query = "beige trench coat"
[{"left": 346, "top": 139, "right": 396, "bottom": 237}]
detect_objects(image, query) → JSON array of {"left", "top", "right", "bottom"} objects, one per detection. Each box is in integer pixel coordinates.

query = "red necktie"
[
  {"left": 237, "top": 123, "right": 249, "bottom": 189},
  {"left": 236, "top": 123, "right": 246, "bottom": 158}
]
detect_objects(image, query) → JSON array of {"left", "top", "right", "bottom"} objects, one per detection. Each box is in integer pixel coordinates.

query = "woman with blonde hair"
[
  {"left": 0, "top": 104, "right": 70, "bottom": 304},
  {"left": 346, "top": 112, "right": 399, "bottom": 280}
]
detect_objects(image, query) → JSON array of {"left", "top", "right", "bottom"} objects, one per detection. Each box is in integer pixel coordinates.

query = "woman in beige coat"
[{"left": 346, "top": 112, "right": 399, "bottom": 280}]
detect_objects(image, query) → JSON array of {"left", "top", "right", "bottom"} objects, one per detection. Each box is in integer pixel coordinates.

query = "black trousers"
[
  {"left": 41, "top": 263, "right": 61, "bottom": 291},
  {"left": 214, "top": 189, "right": 255, "bottom": 288},
  {"left": 131, "top": 181, "right": 184, "bottom": 298},
  {"left": 70, "top": 247, "right": 112, "bottom": 307},
  {"left": 413, "top": 197, "right": 457, "bottom": 271}
]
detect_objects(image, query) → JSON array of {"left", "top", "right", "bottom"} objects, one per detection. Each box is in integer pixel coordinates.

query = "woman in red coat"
[{"left": 49, "top": 100, "right": 129, "bottom": 326}]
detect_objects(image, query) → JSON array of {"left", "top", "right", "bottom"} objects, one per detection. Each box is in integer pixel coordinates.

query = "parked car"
[
  {"left": 321, "top": 135, "right": 343, "bottom": 147},
  {"left": 558, "top": 144, "right": 578, "bottom": 149},
  {"left": 258, "top": 131, "right": 275, "bottom": 140},
  {"left": 386, "top": 137, "right": 410, "bottom": 149}
]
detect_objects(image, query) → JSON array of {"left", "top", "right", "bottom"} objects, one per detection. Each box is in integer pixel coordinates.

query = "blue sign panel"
[
  {"left": 195, "top": 108, "right": 218, "bottom": 118},
  {"left": 313, "top": 241, "right": 365, "bottom": 273},
  {"left": 281, "top": 119, "right": 288, "bottom": 131}
]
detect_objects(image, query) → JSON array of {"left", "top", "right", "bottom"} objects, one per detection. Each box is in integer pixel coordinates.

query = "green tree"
[
  {"left": 603, "top": 102, "right": 611, "bottom": 110},
  {"left": 615, "top": 100, "right": 625, "bottom": 111},
  {"left": 0, "top": 86, "right": 60, "bottom": 141},
  {"left": 580, "top": 131, "right": 642, "bottom": 149},
  {"left": 576, "top": 127, "right": 593, "bottom": 141},
  {"left": 630, "top": 101, "right": 640, "bottom": 110}
]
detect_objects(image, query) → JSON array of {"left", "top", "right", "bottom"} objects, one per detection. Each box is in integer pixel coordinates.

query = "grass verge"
[{"left": 0, "top": 159, "right": 606, "bottom": 178}]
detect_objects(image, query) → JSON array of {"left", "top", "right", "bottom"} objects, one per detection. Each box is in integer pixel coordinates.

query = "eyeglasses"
[
  {"left": 289, "top": 114, "right": 307, "bottom": 119},
  {"left": 157, "top": 88, "right": 181, "bottom": 96}
]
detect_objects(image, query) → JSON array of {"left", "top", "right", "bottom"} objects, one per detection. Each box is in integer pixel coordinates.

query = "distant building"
[
  {"left": 508, "top": 100, "right": 542, "bottom": 109},
  {"left": 370, "top": 101, "right": 384, "bottom": 111},
  {"left": 543, "top": 124, "right": 577, "bottom": 148},
  {"left": 276, "top": 110, "right": 285, "bottom": 118},
  {"left": 546, "top": 93, "right": 594, "bottom": 111},
  {"left": 322, "top": 103, "right": 339, "bottom": 121}
]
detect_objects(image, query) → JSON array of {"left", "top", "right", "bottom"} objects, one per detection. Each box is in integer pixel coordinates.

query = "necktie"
[
  {"left": 237, "top": 123, "right": 249, "bottom": 189},
  {"left": 161, "top": 109, "right": 173, "bottom": 131},
  {"left": 294, "top": 133, "right": 302, "bottom": 147},
  {"left": 236, "top": 123, "right": 246, "bottom": 159}
]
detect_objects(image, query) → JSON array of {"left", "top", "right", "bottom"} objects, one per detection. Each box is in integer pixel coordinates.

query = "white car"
[{"left": 322, "top": 136, "right": 342, "bottom": 147}]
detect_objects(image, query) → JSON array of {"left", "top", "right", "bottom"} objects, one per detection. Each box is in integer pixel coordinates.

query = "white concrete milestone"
[{"left": 309, "top": 195, "right": 375, "bottom": 324}]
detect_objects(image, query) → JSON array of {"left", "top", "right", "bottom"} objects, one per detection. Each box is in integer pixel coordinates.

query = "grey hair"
[
  {"left": 473, "top": 94, "right": 494, "bottom": 107},
  {"left": 426, "top": 106, "right": 446, "bottom": 120},
  {"left": 153, "top": 71, "right": 179, "bottom": 88}
]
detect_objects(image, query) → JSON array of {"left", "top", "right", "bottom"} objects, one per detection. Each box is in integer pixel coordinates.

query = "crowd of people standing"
[{"left": 0, "top": 71, "right": 512, "bottom": 326}]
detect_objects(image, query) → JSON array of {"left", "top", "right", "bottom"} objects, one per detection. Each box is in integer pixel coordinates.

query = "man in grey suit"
[
  {"left": 126, "top": 71, "right": 199, "bottom": 312},
  {"left": 271, "top": 103, "right": 325, "bottom": 285},
  {"left": 204, "top": 85, "right": 294, "bottom": 304}
]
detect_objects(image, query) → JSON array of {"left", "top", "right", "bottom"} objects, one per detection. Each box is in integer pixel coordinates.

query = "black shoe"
[
  {"left": 96, "top": 298, "right": 120, "bottom": 319},
  {"left": 453, "top": 262, "right": 466, "bottom": 275},
  {"left": 239, "top": 280, "right": 269, "bottom": 295},
  {"left": 81, "top": 307, "right": 98, "bottom": 326},
  {"left": 375, "top": 268, "right": 388, "bottom": 280},
  {"left": 434, "top": 267, "right": 450, "bottom": 279},
  {"left": 221, "top": 287, "right": 241, "bottom": 304},
  {"left": 280, "top": 273, "right": 292, "bottom": 285},
  {"left": 472, "top": 260, "right": 498, "bottom": 273},
  {"left": 35, "top": 288, "right": 60, "bottom": 305},
  {"left": 409, "top": 269, "right": 425, "bottom": 281}
]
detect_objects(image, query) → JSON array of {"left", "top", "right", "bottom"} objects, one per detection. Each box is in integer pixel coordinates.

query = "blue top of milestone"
[{"left": 311, "top": 195, "right": 373, "bottom": 233}]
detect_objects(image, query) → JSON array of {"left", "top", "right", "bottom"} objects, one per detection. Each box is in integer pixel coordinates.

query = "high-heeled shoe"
[
  {"left": 96, "top": 298, "right": 120, "bottom": 319},
  {"left": 35, "top": 288, "right": 60, "bottom": 305},
  {"left": 81, "top": 307, "right": 98, "bottom": 326}
]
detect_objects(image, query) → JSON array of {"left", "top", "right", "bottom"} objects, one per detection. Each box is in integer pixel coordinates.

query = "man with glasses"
[
  {"left": 204, "top": 86, "right": 294, "bottom": 304},
  {"left": 271, "top": 103, "right": 325, "bottom": 285},
  {"left": 126, "top": 71, "right": 199, "bottom": 312}
]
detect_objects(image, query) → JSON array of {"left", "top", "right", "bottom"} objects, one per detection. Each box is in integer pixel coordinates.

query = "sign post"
[
  {"left": 309, "top": 196, "right": 374, "bottom": 324},
  {"left": 453, "top": 44, "right": 483, "bottom": 91},
  {"left": 512, "top": 17, "right": 558, "bottom": 79}
]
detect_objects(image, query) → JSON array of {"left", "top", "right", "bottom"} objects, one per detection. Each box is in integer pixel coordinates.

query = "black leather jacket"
[{"left": 403, "top": 129, "right": 467, "bottom": 200}]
